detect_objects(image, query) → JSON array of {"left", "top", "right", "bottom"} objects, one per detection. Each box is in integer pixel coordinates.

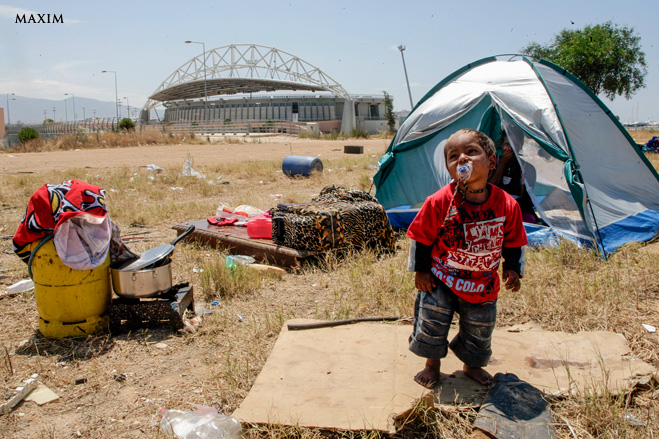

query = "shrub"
[
  {"left": 351, "top": 127, "right": 370, "bottom": 139},
  {"left": 17, "top": 127, "right": 40, "bottom": 143},
  {"left": 118, "top": 118, "right": 135, "bottom": 131},
  {"left": 383, "top": 91, "right": 396, "bottom": 134}
]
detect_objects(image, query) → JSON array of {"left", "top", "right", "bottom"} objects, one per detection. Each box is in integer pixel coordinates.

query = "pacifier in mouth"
[{"left": 457, "top": 162, "right": 472, "bottom": 181}]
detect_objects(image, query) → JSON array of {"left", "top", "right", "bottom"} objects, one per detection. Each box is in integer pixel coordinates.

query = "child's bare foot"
[
  {"left": 463, "top": 364, "right": 493, "bottom": 386},
  {"left": 414, "top": 358, "right": 441, "bottom": 389}
]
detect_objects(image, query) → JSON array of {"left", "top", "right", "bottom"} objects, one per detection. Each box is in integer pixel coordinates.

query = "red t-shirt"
[{"left": 407, "top": 182, "right": 528, "bottom": 303}]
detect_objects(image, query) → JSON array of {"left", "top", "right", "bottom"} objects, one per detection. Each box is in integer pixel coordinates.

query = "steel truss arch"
[{"left": 142, "top": 44, "right": 349, "bottom": 114}]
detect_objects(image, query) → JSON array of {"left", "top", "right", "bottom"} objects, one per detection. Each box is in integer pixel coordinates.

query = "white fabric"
[{"left": 53, "top": 214, "right": 111, "bottom": 270}]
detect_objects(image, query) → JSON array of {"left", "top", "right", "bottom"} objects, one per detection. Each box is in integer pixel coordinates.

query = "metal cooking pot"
[
  {"left": 111, "top": 261, "right": 173, "bottom": 298},
  {"left": 117, "top": 225, "right": 195, "bottom": 271}
]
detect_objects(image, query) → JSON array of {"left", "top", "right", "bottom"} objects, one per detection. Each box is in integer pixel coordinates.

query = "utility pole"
[
  {"left": 185, "top": 40, "right": 208, "bottom": 124},
  {"left": 102, "top": 70, "right": 119, "bottom": 122},
  {"left": 6, "top": 93, "right": 15, "bottom": 125},
  {"left": 65, "top": 93, "right": 76, "bottom": 121},
  {"left": 397, "top": 45, "right": 414, "bottom": 110}
]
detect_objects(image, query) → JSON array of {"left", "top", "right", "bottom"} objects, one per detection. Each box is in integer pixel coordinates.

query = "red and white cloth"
[{"left": 13, "top": 179, "right": 111, "bottom": 270}]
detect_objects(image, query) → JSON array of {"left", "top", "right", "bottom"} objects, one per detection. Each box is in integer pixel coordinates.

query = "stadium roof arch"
[{"left": 142, "top": 44, "right": 351, "bottom": 115}]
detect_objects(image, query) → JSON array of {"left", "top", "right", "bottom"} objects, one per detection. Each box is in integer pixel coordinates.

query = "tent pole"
[{"left": 586, "top": 198, "right": 607, "bottom": 259}]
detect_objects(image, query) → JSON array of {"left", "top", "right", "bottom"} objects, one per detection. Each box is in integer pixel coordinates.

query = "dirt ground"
[
  {"left": 2, "top": 136, "right": 658, "bottom": 438},
  {"left": 0, "top": 136, "right": 392, "bottom": 174},
  {"left": 0, "top": 137, "right": 400, "bottom": 439}
]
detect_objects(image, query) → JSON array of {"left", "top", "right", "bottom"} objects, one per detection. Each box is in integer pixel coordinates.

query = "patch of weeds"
[
  {"left": 15, "top": 334, "right": 115, "bottom": 363},
  {"left": 197, "top": 258, "right": 262, "bottom": 301}
]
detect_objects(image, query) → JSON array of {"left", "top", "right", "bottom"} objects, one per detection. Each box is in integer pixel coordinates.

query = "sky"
[{"left": 1, "top": 0, "right": 657, "bottom": 123}]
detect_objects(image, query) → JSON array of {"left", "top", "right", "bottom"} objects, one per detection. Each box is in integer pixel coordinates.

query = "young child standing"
[{"left": 407, "top": 129, "right": 528, "bottom": 388}]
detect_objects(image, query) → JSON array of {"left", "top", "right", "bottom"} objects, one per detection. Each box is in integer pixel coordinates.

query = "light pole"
[
  {"left": 185, "top": 40, "right": 208, "bottom": 124},
  {"left": 82, "top": 107, "right": 86, "bottom": 121},
  {"left": 397, "top": 45, "right": 414, "bottom": 110},
  {"left": 6, "top": 93, "right": 15, "bottom": 125},
  {"left": 64, "top": 93, "right": 76, "bottom": 122},
  {"left": 52, "top": 107, "right": 56, "bottom": 122},
  {"left": 43, "top": 109, "right": 47, "bottom": 123},
  {"left": 64, "top": 98, "right": 68, "bottom": 122},
  {"left": 102, "top": 70, "right": 119, "bottom": 122},
  {"left": 123, "top": 96, "right": 130, "bottom": 120}
]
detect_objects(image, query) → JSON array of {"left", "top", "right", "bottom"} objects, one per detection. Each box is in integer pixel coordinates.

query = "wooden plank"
[
  {"left": 0, "top": 374, "right": 39, "bottom": 416},
  {"left": 172, "top": 220, "right": 322, "bottom": 268}
]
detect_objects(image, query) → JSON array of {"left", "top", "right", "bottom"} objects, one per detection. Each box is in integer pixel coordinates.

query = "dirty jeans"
[{"left": 409, "top": 280, "right": 496, "bottom": 368}]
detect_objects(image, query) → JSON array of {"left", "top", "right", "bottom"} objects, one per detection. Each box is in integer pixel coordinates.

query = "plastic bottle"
[
  {"left": 224, "top": 255, "right": 256, "bottom": 271},
  {"left": 159, "top": 406, "right": 241, "bottom": 439},
  {"left": 457, "top": 162, "right": 472, "bottom": 181}
]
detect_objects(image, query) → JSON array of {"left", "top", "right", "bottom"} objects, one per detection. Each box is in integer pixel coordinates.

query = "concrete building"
[{"left": 142, "top": 44, "right": 390, "bottom": 134}]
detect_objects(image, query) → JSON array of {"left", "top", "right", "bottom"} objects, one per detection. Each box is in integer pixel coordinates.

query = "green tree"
[
  {"left": 118, "top": 118, "right": 135, "bottom": 131},
  {"left": 17, "top": 127, "right": 40, "bottom": 143},
  {"left": 521, "top": 22, "right": 647, "bottom": 100},
  {"left": 383, "top": 91, "right": 396, "bottom": 134}
]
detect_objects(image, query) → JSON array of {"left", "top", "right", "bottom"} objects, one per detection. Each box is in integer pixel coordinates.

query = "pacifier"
[{"left": 457, "top": 162, "right": 472, "bottom": 181}]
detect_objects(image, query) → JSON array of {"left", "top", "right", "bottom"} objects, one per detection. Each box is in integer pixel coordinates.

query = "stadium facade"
[{"left": 141, "top": 44, "right": 390, "bottom": 134}]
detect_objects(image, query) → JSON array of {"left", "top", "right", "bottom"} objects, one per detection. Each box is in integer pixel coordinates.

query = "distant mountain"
[{"left": 1, "top": 94, "right": 139, "bottom": 124}]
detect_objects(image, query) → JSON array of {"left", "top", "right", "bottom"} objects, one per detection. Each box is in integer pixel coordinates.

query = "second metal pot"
[{"left": 110, "top": 262, "right": 173, "bottom": 298}]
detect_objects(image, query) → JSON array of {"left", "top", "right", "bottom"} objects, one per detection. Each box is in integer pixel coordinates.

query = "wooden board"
[{"left": 172, "top": 220, "right": 321, "bottom": 268}]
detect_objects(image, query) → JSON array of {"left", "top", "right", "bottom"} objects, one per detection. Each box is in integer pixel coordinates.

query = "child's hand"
[
  {"left": 415, "top": 272, "right": 436, "bottom": 292},
  {"left": 502, "top": 270, "right": 521, "bottom": 292}
]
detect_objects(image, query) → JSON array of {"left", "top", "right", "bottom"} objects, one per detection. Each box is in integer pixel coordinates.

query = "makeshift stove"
[{"left": 109, "top": 282, "right": 194, "bottom": 331}]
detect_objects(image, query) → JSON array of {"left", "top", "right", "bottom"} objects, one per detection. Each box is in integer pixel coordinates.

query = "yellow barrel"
[{"left": 27, "top": 238, "right": 111, "bottom": 338}]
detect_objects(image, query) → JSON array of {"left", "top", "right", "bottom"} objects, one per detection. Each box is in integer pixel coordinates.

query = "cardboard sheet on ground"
[{"left": 232, "top": 319, "right": 654, "bottom": 432}]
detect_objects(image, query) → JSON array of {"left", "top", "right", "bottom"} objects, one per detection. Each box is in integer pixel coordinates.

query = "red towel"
[{"left": 207, "top": 216, "right": 239, "bottom": 226}]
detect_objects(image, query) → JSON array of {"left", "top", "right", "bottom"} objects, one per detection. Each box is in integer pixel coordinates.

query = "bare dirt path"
[{"left": 0, "top": 137, "right": 392, "bottom": 174}]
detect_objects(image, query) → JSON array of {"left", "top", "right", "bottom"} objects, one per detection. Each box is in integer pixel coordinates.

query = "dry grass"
[
  {"left": 627, "top": 128, "right": 659, "bottom": 145},
  {"left": 0, "top": 135, "right": 658, "bottom": 438},
  {"left": 7, "top": 129, "right": 194, "bottom": 153}
]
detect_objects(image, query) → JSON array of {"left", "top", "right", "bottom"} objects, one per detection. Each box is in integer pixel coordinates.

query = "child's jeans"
[{"left": 409, "top": 279, "right": 496, "bottom": 368}]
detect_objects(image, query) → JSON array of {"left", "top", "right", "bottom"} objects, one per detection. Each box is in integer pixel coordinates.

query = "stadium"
[{"left": 141, "top": 44, "right": 391, "bottom": 135}]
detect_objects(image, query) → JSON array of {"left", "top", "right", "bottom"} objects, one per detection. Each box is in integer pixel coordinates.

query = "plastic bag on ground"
[
  {"left": 159, "top": 404, "right": 241, "bottom": 439},
  {"left": 215, "top": 203, "right": 264, "bottom": 219},
  {"left": 181, "top": 155, "right": 205, "bottom": 179}
]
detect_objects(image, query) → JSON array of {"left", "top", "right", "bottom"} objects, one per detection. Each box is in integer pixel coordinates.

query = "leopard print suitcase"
[{"left": 270, "top": 185, "right": 396, "bottom": 251}]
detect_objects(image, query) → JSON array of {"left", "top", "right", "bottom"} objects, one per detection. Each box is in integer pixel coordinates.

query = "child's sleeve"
[
  {"left": 501, "top": 193, "right": 528, "bottom": 277},
  {"left": 406, "top": 196, "right": 441, "bottom": 247},
  {"left": 502, "top": 196, "right": 529, "bottom": 248},
  {"left": 502, "top": 246, "right": 526, "bottom": 277},
  {"left": 407, "top": 239, "right": 433, "bottom": 273}
]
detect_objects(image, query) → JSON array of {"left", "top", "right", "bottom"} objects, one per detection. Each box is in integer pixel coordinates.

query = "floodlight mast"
[
  {"left": 398, "top": 45, "right": 414, "bottom": 110},
  {"left": 185, "top": 40, "right": 208, "bottom": 124},
  {"left": 64, "top": 93, "right": 76, "bottom": 121},
  {"left": 102, "top": 70, "right": 119, "bottom": 123},
  {"left": 6, "top": 93, "right": 15, "bottom": 125}
]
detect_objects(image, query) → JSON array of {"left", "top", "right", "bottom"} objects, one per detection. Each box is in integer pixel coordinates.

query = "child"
[{"left": 407, "top": 129, "right": 528, "bottom": 388}]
